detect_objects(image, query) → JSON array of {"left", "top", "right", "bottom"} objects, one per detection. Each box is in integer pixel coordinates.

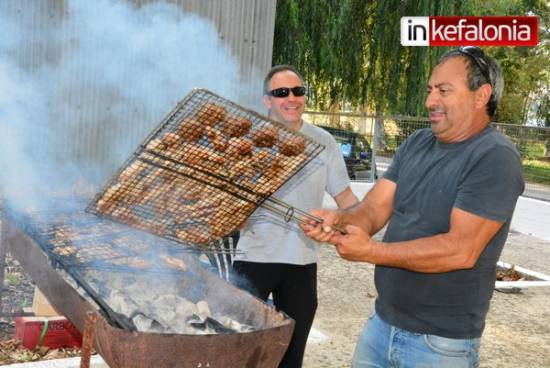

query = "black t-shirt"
[{"left": 377, "top": 126, "right": 524, "bottom": 339}]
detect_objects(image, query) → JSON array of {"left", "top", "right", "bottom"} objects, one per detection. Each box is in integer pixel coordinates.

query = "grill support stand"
[
  {"left": 80, "top": 311, "right": 98, "bottom": 368},
  {"left": 0, "top": 215, "right": 9, "bottom": 314}
]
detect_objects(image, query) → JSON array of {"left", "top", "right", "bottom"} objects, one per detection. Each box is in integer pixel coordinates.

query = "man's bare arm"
[
  {"left": 339, "top": 178, "right": 396, "bottom": 235},
  {"left": 336, "top": 207, "right": 503, "bottom": 273},
  {"left": 333, "top": 187, "right": 359, "bottom": 209}
]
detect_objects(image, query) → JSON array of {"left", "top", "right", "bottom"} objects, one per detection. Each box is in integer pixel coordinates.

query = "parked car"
[{"left": 318, "top": 126, "right": 376, "bottom": 180}]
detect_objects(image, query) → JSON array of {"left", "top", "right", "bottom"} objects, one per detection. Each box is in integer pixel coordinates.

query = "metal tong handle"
[{"left": 261, "top": 197, "right": 348, "bottom": 235}]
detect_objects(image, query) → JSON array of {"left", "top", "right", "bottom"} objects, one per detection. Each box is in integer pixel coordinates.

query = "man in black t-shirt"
[{"left": 301, "top": 47, "right": 524, "bottom": 367}]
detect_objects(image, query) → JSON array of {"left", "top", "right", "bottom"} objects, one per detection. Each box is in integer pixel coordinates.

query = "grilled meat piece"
[
  {"left": 160, "top": 254, "right": 188, "bottom": 271},
  {"left": 251, "top": 125, "right": 278, "bottom": 148},
  {"left": 178, "top": 118, "right": 204, "bottom": 142},
  {"left": 205, "top": 126, "right": 228, "bottom": 152},
  {"left": 223, "top": 115, "right": 252, "bottom": 138},
  {"left": 279, "top": 135, "right": 306, "bottom": 156},
  {"left": 195, "top": 102, "right": 227, "bottom": 127},
  {"left": 226, "top": 137, "right": 254, "bottom": 160}
]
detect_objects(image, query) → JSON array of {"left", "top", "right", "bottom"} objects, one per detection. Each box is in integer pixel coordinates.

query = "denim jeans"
[{"left": 352, "top": 311, "right": 480, "bottom": 368}]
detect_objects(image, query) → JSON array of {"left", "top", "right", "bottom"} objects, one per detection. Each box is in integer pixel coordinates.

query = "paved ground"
[
  {"left": 303, "top": 230, "right": 550, "bottom": 368},
  {"left": 305, "top": 185, "right": 550, "bottom": 367}
]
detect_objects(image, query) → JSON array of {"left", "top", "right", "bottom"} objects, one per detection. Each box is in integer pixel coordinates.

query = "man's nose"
[{"left": 425, "top": 90, "right": 436, "bottom": 109}]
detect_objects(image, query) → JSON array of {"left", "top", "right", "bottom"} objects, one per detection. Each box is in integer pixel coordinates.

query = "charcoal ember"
[
  {"left": 178, "top": 117, "right": 204, "bottom": 142},
  {"left": 279, "top": 134, "right": 306, "bottom": 156},
  {"left": 195, "top": 102, "right": 227, "bottom": 127},
  {"left": 223, "top": 115, "right": 252, "bottom": 138},
  {"left": 251, "top": 125, "right": 278, "bottom": 148}
]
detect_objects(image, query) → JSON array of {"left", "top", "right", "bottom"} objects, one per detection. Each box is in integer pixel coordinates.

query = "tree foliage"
[{"left": 272, "top": 0, "right": 550, "bottom": 125}]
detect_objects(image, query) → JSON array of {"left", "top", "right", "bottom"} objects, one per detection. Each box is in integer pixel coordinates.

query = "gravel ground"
[
  {"left": 303, "top": 230, "right": 550, "bottom": 368},
  {"left": 0, "top": 253, "right": 35, "bottom": 341}
]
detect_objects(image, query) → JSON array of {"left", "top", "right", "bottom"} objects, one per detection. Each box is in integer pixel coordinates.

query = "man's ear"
[
  {"left": 475, "top": 84, "right": 492, "bottom": 109},
  {"left": 263, "top": 94, "right": 272, "bottom": 110}
]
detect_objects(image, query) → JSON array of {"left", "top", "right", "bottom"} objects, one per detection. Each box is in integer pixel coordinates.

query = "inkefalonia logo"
[{"left": 400, "top": 16, "right": 538, "bottom": 46}]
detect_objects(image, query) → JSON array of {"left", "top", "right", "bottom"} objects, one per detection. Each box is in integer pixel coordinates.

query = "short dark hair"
[
  {"left": 263, "top": 65, "right": 305, "bottom": 95},
  {"left": 438, "top": 48, "right": 503, "bottom": 118}
]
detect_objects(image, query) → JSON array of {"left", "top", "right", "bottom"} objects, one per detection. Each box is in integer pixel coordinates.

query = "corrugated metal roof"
[{"left": 0, "top": 0, "right": 275, "bottom": 179}]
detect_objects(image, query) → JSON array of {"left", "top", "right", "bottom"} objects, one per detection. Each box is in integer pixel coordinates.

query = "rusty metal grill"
[
  {"left": 87, "top": 89, "right": 325, "bottom": 246},
  {"left": 3, "top": 200, "right": 295, "bottom": 367},
  {"left": 6, "top": 198, "right": 205, "bottom": 330}
]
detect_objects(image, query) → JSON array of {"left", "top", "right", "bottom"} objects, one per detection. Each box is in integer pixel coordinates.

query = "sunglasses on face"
[
  {"left": 457, "top": 46, "right": 491, "bottom": 84},
  {"left": 266, "top": 86, "right": 307, "bottom": 98}
]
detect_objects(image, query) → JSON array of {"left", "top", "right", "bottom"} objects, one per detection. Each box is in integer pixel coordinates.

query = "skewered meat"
[
  {"left": 226, "top": 137, "right": 253, "bottom": 159},
  {"left": 205, "top": 126, "right": 228, "bottom": 152},
  {"left": 195, "top": 102, "right": 227, "bottom": 126},
  {"left": 279, "top": 135, "right": 306, "bottom": 156},
  {"left": 178, "top": 118, "right": 204, "bottom": 142},
  {"left": 251, "top": 125, "right": 278, "bottom": 148},
  {"left": 223, "top": 115, "right": 252, "bottom": 138}
]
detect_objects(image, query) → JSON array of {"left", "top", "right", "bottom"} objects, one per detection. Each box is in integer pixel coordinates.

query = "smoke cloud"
[{"left": 0, "top": 0, "right": 257, "bottom": 211}]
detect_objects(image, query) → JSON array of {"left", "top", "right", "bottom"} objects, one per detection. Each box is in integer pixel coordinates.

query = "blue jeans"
[{"left": 352, "top": 311, "right": 480, "bottom": 368}]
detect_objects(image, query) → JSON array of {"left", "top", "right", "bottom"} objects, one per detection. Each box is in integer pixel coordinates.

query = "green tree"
[
  {"left": 477, "top": 0, "right": 550, "bottom": 125},
  {"left": 272, "top": 0, "right": 550, "bottom": 127}
]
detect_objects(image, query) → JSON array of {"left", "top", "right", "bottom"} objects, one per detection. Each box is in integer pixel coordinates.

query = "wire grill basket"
[{"left": 87, "top": 89, "right": 325, "bottom": 246}]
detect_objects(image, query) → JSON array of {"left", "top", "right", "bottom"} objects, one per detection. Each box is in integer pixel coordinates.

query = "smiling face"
[
  {"left": 263, "top": 70, "right": 306, "bottom": 131},
  {"left": 425, "top": 57, "right": 492, "bottom": 143}
]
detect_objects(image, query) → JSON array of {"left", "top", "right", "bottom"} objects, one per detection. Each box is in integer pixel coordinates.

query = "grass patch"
[
  {"left": 3, "top": 273, "right": 20, "bottom": 287},
  {"left": 523, "top": 159, "right": 550, "bottom": 185}
]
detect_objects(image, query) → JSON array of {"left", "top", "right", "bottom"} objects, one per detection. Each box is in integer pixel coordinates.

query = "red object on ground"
[{"left": 14, "top": 316, "right": 83, "bottom": 349}]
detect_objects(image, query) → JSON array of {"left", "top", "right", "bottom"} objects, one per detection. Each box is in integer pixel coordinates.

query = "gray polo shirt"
[{"left": 235, "top": 122, "right": 350, "bottom": 265}]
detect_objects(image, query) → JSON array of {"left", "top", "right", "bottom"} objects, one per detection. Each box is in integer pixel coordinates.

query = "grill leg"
[
  {"left": 80, "top": 311, "right": 98, "bottom": 368},
  {"left": 0, "top": 216, "right": 8, "bottom": 314}
]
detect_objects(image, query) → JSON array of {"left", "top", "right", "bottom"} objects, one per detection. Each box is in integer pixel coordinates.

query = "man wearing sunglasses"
[
  {"left": 301, "top": 47, "right": 524, "bottom": 367},
  {"left": 232, "top": 65, "right": 358, "bottom": 367}
]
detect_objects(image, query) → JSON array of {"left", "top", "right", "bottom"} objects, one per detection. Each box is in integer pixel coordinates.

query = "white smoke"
[{"left": 0, "top": 0, "right": 255, "bottom": 211}]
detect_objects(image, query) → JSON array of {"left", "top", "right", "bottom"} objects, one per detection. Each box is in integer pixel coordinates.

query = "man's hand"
[
  {"left": 332, "top": 225, "right": 376, "bottom": 262},
  {"left": 300, "top": 208, "right": 342, "bottom": 244}
]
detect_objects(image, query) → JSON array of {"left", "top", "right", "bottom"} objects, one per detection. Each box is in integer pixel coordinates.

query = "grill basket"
[{"left": 87, "top": 89, "right": 325, "bottom": 246}]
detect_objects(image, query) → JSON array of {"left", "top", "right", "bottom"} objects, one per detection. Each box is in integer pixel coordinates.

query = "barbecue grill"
[
  {"left": 87, "top": 89, "right": 326, "bottom": 248},
  {"left": 2, "top": 198, "right": 294, "bottom": 367}
]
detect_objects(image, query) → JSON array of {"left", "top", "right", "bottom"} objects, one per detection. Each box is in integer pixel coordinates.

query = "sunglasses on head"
[
  {"left": 457, "top": 46, "right": 491, "bottom": 84},
  {"left": 266, "top": 86, "right": 307, "bottom": 98}
]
